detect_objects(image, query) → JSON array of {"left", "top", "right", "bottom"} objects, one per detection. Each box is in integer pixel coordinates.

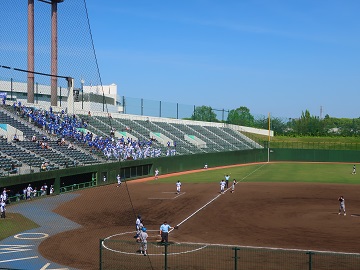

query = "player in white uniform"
[
  {"left": 176, "top": 180, "right": 181, "bottom": 194},
  {"left": 230, "top": 179, "right": 237, "bottom": 193},
  {"left": 135, "top": 215, "right": 142, "bottom": 239},
  {"left": 352, "top": 165, "right": 356, "bottom": 175},
  {"left": 139, "top": 227, "right": 148, "bottom": 256},
  {"left": 26, "top": 184, "right": 33, "bottom": 200},
  {"left": 1, "top": 188, "right": 7, "bottom": 203},
  {"left": 116, "top": 174, "right": 121, "bottom": 187},
  {"left": 43, "top": 183, "right": 48, "bottom": 195},
  {"left": 338, "top": 196, "right": 346, "bottom": 216},
  {"left": 0, "top": 200, "right": 5, "bottom": 218},
  {"left": 49, "top": 185, "right": 54, "bottom": 195},
  {"left": 154, "top": 168, "right": 159, "bottom": 180},
  {"left": 220, "top": 180, "right": 226, "bottom": 194}
]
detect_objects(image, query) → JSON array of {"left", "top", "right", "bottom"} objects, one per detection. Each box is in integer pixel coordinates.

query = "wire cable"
[{"left": 83, "top": 0, "right": 112, "bottom": 128}]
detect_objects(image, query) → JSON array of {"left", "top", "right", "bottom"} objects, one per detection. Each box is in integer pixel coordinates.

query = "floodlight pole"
[
  {"left": 27, "top": 0, "right": 35, "bottom": 103},
  {"left": 38, "top": 0, "right": 64, "bottom": 107}
]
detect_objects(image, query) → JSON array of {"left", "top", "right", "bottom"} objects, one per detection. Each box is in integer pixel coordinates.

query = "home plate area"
[
  {"left": 102, "top": 230, "right": 205, "bottom": 256},
  {"left": 148, "top": 191, "right": 186, "bottom": 200}
]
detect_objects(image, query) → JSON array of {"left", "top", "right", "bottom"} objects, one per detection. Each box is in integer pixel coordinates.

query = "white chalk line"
[{"left": 0, "top": 256, "right": 39, "bottom": 263}]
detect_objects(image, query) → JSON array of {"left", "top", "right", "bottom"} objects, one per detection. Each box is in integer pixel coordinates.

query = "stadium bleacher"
[{"left": 0, "top": 103, "right": 262, "bottom": 176}]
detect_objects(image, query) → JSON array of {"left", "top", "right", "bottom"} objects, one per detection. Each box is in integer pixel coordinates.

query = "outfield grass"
[
  {"left": 155, "top": 163, "right": 359, "bottom": 185},
  {"left": 0, "top": 213, "right": 39, "bottom": 241}
]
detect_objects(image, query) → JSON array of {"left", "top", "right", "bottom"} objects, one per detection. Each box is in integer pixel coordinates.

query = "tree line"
[{"left": 189, "top": 105, "right": 360, "bottom": 137}]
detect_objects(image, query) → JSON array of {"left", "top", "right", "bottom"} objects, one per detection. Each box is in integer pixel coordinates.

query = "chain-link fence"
[{"left": 100, "top": 239, "right": 360, "bottom": 270}]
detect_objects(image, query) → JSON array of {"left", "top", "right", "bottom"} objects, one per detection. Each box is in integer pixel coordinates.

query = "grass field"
[
  {"left": 154, "top": 162, "right": 359, "bottom": 185},
  {"left": 0, "top": 213, "right": 39, "bottom": 241}
]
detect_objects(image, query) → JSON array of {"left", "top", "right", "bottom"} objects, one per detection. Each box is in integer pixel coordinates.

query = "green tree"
[
  {"left": 191, "top": 105, "right": 218, "bottom": 122},
  {"left": 254, "top": 116, "right": 287, "bottom": 135},
  {"left": 227, "top": 106, "right": 255, "bottom": 126},
  {"left": 292, "top": 110, "right": 325, "bottom": 136}
]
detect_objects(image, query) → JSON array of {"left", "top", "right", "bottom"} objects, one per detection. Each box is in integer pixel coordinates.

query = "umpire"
[{"left": 160, "top": 221, "right": 172, "bottom": 243}]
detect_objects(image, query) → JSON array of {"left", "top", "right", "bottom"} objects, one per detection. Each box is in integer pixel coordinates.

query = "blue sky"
[
  {"left": 84, "top": 0, "right": 360, "bottom": 119},
  {"left": 1, "top": 0, "right": 359, "bottom": 119}
]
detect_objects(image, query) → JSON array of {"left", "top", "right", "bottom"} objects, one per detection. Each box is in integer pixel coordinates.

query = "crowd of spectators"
[{"left": 11, "top": 103, "right": 170, "bottom": 161}]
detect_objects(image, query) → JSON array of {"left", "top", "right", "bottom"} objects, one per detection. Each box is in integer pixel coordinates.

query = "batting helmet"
[{"left": 142, "top": 227, "right": 147, "bottom": 232}]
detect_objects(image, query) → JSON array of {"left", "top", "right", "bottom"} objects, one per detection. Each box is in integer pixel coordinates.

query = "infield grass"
[
  {"left": 0, "top": 213, "right": 39, "bottom": 241},
  {"left": 155, "top": 162, "right": 359, "bottom": 185}
]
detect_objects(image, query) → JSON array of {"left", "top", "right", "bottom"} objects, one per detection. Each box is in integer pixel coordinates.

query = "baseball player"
[
  {"left": 338, "top": 196, "right": 346, "bottom": 216},
  {"left": 49, "top": 185, "right": 54, "bottom": 195},
  {"left": 230, "top": 179, "right": 237, "bottom": 193},
  {"left": 225, "top": 174, "right": 230, "bottom": 188},
  {"left": 1, "top": 188, "right": 7, "bottom": 203},
  {"left": 176, "top": 180, "right": 181, "bottom": 194},
  {"left": 352, "top": 165, "right": 356, "bottom": 175},
  {"left": 154, "top": 168, "right": 159, "bottom": 180},
  {"left": 139, "top": 227, "right": 148, "bottom": 256},
  {"left": 220, "top": 180, "right": 226, "bottom": 194},
  {"left": 43, "top": 183, "right": 48, "bottom": 195},
  {"left": 0, "top": 200, "right": 6, "bottom": 218},
  {"left": 135, "top": 215, "right": 142, "bottom": 238},
  {"left": 116, "top": 174, "right": 121, "bottom": 187},
  {"left": 26, "top": 184, "right": 33, "bottom": 200},
  {"left": 160, "top": 221, "right": 172, "bottom": 243}
]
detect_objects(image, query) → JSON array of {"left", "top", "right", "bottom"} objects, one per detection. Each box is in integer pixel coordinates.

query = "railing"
[
  {"left": 100, "top": 239, "right": 360, "bottom": 270},
  {"left": 59, "top": 180, "right": 96, "bottom": 193}
]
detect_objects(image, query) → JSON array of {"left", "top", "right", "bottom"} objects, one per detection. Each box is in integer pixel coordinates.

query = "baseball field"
[{"left": 29, "top": 161, "right": 360, "bottom": 269}]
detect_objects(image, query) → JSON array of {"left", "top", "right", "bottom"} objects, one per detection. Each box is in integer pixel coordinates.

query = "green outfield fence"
[{"left": 99, "top": 239, "right": 360, "bottom": 270}]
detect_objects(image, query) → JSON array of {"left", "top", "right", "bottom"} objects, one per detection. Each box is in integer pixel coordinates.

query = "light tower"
[
  {"left": 27, "top": 0, "right": 35, "bottom": 103},
  {"left": 38, "top": 0, "right": 64, "bottom": 107}
]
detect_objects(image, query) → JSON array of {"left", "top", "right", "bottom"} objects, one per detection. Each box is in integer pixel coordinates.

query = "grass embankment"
[
  {"left": 0, "top": 213, "right": 39, "bottom": 241},
  {"left": 244, "top": 133, "right": 360, "bottom": 150}
]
